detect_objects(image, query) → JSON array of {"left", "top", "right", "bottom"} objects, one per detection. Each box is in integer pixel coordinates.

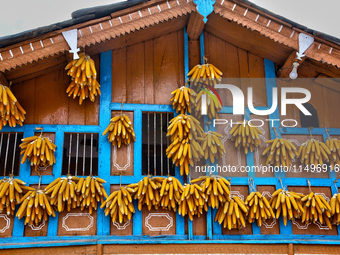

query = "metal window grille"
[
  {"left": 300, "top": 103, "right": 320, "bottom": 128},
  {"left": 142, "top": 112, "right": 175, "bottom": 176},
  {"left": 0, "top": 132, "right": 22, "bottom": 176},
  {"left": 62, "top": 133, "right": 99, "bottom": 176}
]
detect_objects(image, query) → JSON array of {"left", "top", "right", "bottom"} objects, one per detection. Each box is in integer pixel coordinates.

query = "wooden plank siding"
[
  {"left": 112, "top": 30, "right": 185, "bottom": 105},
  {"left": 10, "top": 55, "right": 100, "bottom": 126},
  {"left": 203, "top": 32, "right": 267, "bottom": 107},
  {"left": 277, "top": 78, "right": 340, "bottom": 129}
]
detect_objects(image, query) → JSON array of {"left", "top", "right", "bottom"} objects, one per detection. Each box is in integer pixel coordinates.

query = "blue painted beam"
[{"left": 110, "top": 103, "right": 173, "bottom": 112}]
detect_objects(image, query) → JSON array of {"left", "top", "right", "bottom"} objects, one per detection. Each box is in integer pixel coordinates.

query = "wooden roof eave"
[
  {"left": 212, "top": 0, "right": 340, "bottom": 71},
  {"left": 0, "top": 0, "right": 195, "bottom": 74}
]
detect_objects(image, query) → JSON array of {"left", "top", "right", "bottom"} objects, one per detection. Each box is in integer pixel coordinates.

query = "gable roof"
[{"left": 0, "top": 0, "right": 339, "bottom": 73}]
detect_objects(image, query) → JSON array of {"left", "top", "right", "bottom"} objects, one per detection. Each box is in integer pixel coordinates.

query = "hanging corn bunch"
[
  {"left": 0, "top": 83, "right": 26, "bottom": 129},
  {"left": 167, "top": 114, "right": 203, "bottom": 141},
  {"left": 170, "top": 86, "right": 192, "bottom": 114},
  {"left": 16, "top": 188, "right": 56, "bottom": 226},
  {"left": 215, "top": 193, "right": 248, "bottom": 230},
  {"left": 199, "top": 131, "right": 226, "bottom": 164},
  {"left": 65, "top": 53, "right": 101, "bottom": 105},
  {"left": 103, "top": 114, "right": 136, "bottom": 148},
  {"left": 130, "top": 177, "right": 156, "bottom": 211},
  {"left": 131, "top": 176, "right": 183, "bottom": 212},
  {"left": 330, "top": 182, "right": 340, "bottom": 225},
  {"left": 74, "top": 176, "right": 108, "bottom": 214},
  {"left": 0, "top": 176, "right": 35, "bottom": 216},
  {"left": 297, "top": 138, "right": 331, "bottom": 167},
  {"left": 178, "top": 183, "right": 206, "bottom": 220},
  {"left": 158, "top": 176, "right": 183, "bottom": 212},
  {"left": 262, "top": 135, "right": 298, "bottom": 167},
  {"left": 325, "top": 136, "right": 340, "bottom": 170},
  {"left": 191, "top": 89, "right": 222, "bottom": 119},
  {"left": 229, "top": 122, "right": 262, "bottom": 154},
  {"left": 166, "top": 136, "right": 203, "bottom": 176},
  {"left": 101, "top": 186, "right": 135, "bottom": 224},
  {"left": 20, "top": 128, "right": 56, "bottom": 171},
  {"left": 270, "top": 183, "right": 305, "bottom": 226},
  {"left": 191, "top": 175, "right": 231, "bottom": 210},
  {"left": 245, "top": 179, "right": 275, "bottom": 227},
  {"left": 166, "top": 114, "right": 204, "bottom": 175},
  {"left": 187, "top": 57, "right": 223, "bottom": 87},
  {"left": 300, "top": 180, "right": 332, "bottom": 229},
  {"left": 45, "top": 176, "right": 79, "bottom": 212}
]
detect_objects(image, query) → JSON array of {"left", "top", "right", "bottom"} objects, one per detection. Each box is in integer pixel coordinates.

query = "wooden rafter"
[
  {"left": 0, "top": 72, "right": 8, "bottom": 87},
  {"left": 304, "top": 59, "right": 340, "bottom": 78},
  {"left": 187, "top": 12, "right": 205, "bottom": 40},
  {"left": 314, "top": 74, "right": 340, "bottom": 93},
  {"left": 4, "top": 54, "right": 68, "bottom": 84},
  {"left": 204, "top": 13, "right": 292, "bottom": 66},
  {"left": 277, "top": 50, "right": 306, "bottom": 78}
]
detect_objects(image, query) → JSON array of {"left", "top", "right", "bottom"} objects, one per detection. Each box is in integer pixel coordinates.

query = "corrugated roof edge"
[
  {"left": 0, "top": 0, "right": 147, "bottom": 48},
  {"left": 239, "top": 0, "right": 340, "bottom": 46}
]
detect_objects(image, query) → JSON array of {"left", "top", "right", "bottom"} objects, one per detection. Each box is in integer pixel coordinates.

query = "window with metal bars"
[
  {"left": 0, "top": 133, "right": 22, "bottom": 176},
  {"left": 62, "top": 133, "right": 99, "bottom": 176},
  {"left": 142, "top": 112, "right": 175, "bottom": 176},
  {"left": 300, "top": 103, "right": 319, "bottom": 128}
]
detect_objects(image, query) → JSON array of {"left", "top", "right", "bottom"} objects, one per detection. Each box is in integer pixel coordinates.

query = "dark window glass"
[
  {"left": 142, "top": 112, "right": 175, "bottom": 176},
  {"left": 0, "top": 133, "right": 23, "bottom": 176},
  {"left": 300, "top": 103, "right": 319, "bottom": 128},
  {"left": 62, "top": 133, "right": 99, "bottom": 176}
]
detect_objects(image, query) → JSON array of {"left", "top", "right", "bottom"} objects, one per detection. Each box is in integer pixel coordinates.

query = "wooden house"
[{"left": 0, "top": 0, "right": 340, "bottom": 254}]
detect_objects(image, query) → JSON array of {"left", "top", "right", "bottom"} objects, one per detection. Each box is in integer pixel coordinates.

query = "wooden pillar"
[
  {"left": 97, "top": 244, "right": 103, "bottom": 255},
  {"left": 288, "top": 243, "right": 294, "bottom": 255}
]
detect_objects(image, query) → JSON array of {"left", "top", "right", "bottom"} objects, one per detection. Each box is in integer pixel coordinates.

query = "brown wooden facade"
[{"left": 1, "top": 0, "right": 340, "bottom": 253}]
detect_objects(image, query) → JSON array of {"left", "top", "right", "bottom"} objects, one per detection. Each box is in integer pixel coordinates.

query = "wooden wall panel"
[
  {"left": 294, "top": 244, "right": 340, "bottom": 254},
  {"left": 204, "top": 32, "right": 267, "bottom": 107},
  {"left": 215, "top": 114, "right": 247, "bottom": 177},
  {"left": 111, "top": 30, "right": 184, "bottom": 105},
  {"left": 248, "top": 53, "right": 267, "bottom": 106},
  {"left": 253, "top": 115, "right": 274, "bottom": 177},
  {"left": 103, "top": 243, "right": 289, "bottom": 254},
  {"left": 0, "top": 214, "right": 14, "bottom": 237},
  {"left": 57, "top": 208, "right": 97, "bottom": 236},
  {"left": 331, "top": 135, "right": 340, "bottom": 179},
  {"left": 277, "top": 78, "right": 340, "bottom": 129},
  {"left": 112, "top": 47, "right": 127, "bottom": 104},
  {"left": 142, "top": 206, "right": 176, "bottom": 236},
  {"left": 288, "top": 186, "right": 337, "bottom": 236},
  {"left": 3, "top": 245, "right": 97, "bottom": 255},
  {"left": 10, "top": 55, "right": 99, "bottom": 126},
  {"left": 127, "top": 43, "right": 145, "bottom": 104},
  {"left": 110, "top": 185, "right": 133, "bottom": 236},
  {"left": 110, "top": 111, "right": 134, "bottom": 176},
  {"left": 321, "top": 85, "right": 340, "bottom": 129},
  {"left": 192, "top": 211, "right": 207, "bottom": 236}
]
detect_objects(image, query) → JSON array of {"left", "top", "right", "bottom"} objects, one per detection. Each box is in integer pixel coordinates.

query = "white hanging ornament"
[
  {"left": 62, "top": 29, "right": 80, "bottom": 60},
  {"left": 296, "top": 33, "right": 314, "bottom": 60}
]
